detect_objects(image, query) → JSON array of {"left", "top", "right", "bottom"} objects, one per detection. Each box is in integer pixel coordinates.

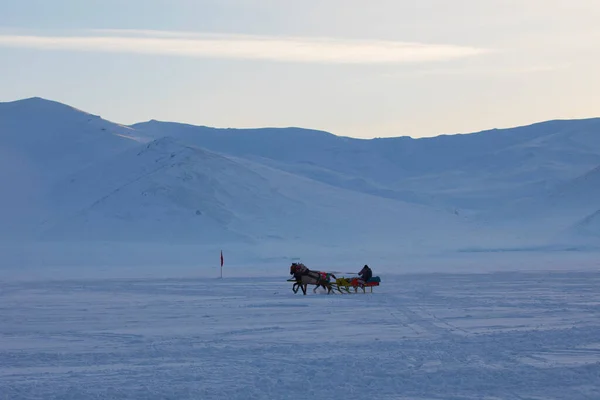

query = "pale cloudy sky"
[{"left": 0, "top": 0, "right": 599, "bottom": 138}]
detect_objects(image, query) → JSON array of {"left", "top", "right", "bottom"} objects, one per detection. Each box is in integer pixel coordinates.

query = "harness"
[{"left": 291, "top": 263, "right": 329, "bottom": 284}]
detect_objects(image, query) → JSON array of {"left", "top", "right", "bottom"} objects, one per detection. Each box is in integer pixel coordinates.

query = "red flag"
[{"left": 220, "top": 250, "right": 223, "bottom": 267}]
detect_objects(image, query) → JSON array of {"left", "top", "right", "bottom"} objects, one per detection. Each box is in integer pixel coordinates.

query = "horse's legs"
[
  {"left": 294, "top": 279, "right": 303, "bottom": 293},
  {"left": 301, "top": 284, "right": 307, "bottom": 295}
]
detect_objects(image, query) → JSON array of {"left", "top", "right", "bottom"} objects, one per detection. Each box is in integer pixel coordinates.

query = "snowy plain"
[{"left": 1, "top": 261, "right": 600, "bottom": 400}]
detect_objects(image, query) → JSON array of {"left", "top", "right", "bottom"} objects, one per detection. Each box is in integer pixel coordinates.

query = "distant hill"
[
  {"left": 37, "top": 135, "right": 471, "bottom": 247},
  {"left": 573, "top": 209, "right": 600, "bottom": 237},
  {"left": 0, "top": 97, "right": 146, "bottom": 238},
  {"left": 2, "top": 96, "right": 599, "bottom": 264},
  {"left": 0, "top": 97, "right": 474, "bottom": 252},
  {"left": 0, "top": 97, "right": 144, "bottom": 181},
  {"left": 132, "top": 117, "right": 600, "bottom": 212}
]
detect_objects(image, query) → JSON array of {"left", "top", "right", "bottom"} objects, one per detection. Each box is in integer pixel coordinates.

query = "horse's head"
[
  {"left": 290, "top": 262, "right": 307, "bottom": 275},
  {"left": 290, "top": 263, "right": 298, "bottom": 275}
]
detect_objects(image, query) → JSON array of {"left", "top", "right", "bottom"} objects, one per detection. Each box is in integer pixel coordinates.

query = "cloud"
[
  {"left": 376, "top": 62, "right": 571, "bottom": 79},
  {"left": 413, "top": 64, "right": 571, "bottom": 76},
  {"left": 0, "top": 30, "right": 489, "bottom": 64}
]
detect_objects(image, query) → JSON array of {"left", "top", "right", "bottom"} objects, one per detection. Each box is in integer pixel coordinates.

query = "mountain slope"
[
  {"left": 538, "top": 164, "right": 600, "bottom": 220},
  {"left": 0, "top": 97, "right": 148, "bottom": 237},
  {"left": 0, "top": 97, "right": 146, "bottom": 181},
  {"left": 480, "top": 163, "right": 600, "bottom": 245},
  {"left": 35, "top": 136, "right": 478, "bottom": 249},
  {"left": 130, "top": 121, "right": 433, "bottom": 206},
  {"left": 546, "top": 165, "right": 600, "bottom": 241},
  {"left": 3, "top": 96, "right": 600, "bottom": 256},
  {"left": 573, "top": 210, "right": 600, "bottom": 237},
  {"left": 515, "top": 163, "right": 600, "bottom": 217},
  {"left": 132, "top": 118, "right": 600, "bottom": 212}
]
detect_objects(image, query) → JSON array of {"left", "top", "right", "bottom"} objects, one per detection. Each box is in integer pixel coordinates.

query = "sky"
[{"left": 0, "top": 0, "right": 599, "bottom": 139}]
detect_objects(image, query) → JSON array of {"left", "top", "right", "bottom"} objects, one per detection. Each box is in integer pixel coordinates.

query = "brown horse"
[{"left": 289, "top": 262, "right": 336, "bottom": 295}]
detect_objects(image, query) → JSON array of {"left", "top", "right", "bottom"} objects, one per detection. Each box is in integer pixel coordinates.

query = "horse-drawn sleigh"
[{"left": 288, "top": 262, "right": 381, "bottom": 295}]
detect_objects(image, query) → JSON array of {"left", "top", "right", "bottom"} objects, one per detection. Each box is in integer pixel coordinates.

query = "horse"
[{"left": 289, "top": 262, "right": 336, "bottom": 295}]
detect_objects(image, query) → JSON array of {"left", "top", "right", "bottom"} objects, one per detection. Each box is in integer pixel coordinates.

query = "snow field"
[{"left": 1, "top": 270, "right": 599, "bottom": 399}]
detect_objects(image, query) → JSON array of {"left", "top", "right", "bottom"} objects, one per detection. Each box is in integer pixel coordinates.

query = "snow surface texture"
[
  {"left": 1, "top": 267, "right": 599, "bottom": 399},
  {"left": 1, "top": 96, "right": 600, "bottom": 267}
]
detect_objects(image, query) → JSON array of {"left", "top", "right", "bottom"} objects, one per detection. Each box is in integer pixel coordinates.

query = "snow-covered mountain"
[
  {"left": 530, "top": 164, "right": 600, "bottom": 244},
  {"left": 0, "top": 97, "right": 145, "bottom": 180},
  {"left": 2, "top": 96, "right": 599, "bottom": 266},
  {"left": 37, "top": 135, "right": 472, "bottom": 249},
  {"left": 0, "top": 98, "right": 481, "bottom": 250},
  {"left": 573, "top": 209, "right": 600, "bottom": 237},
  {"left": 486, "top": 162, "right": 600, "bottom": 239},
  {"left": 0, "top": 98, "right": 148, "bottom": 238},
  {"left": 133, "top": 118, "right": 600, "bottom": 213},
  {"left": 131, "top": 120, "right": 435, "bottom": 207},
  {"left": 549, "top": 164, "right": 600, "bottom": 213}
]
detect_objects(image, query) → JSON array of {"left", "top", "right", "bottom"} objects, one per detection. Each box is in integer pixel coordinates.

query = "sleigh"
[
  {"left": 333, "top": 276, "right": 381, "bottom": 293},
  {"left": 289, "top": 262, "right": 381, "bottom": 295}
]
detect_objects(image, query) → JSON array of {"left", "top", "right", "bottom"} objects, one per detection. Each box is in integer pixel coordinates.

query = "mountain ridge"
[
  {"left": 5, "top": 95, "right": 600, "bottom": 141},
  {"left": 2, "top": 96, "right": 600, "bottom": 262},
  {"left": 131, "top": 111, "right": 600, "bottom": 213}
]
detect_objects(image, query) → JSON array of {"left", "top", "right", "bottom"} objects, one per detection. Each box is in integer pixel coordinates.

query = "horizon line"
[{"left": 2, "top": 95, "right": 599, "bottom": 140}]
